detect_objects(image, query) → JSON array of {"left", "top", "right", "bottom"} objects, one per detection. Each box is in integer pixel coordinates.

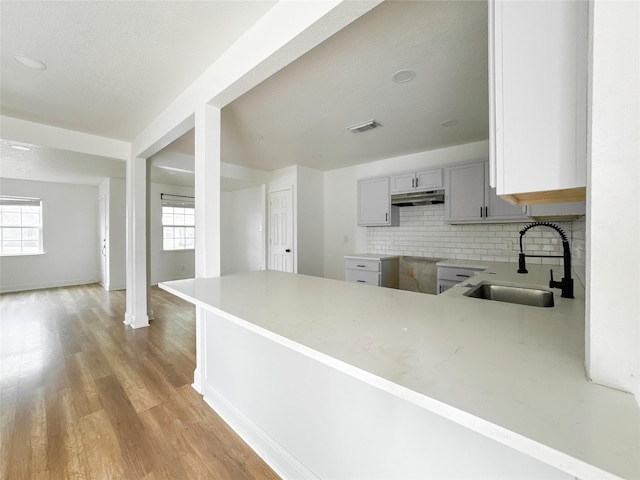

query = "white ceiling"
[
  {"left": 0, "top": 0, "right": 276, "bottom": 140},
  {"left": 1, "top": 0, "right": 489, "bottom": 186},
  {"left": 219, "top": 0, "right": 489, "bottom": 172}
]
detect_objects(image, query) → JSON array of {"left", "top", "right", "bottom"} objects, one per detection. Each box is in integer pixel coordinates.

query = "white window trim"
[
  {"left": 161, "top": 194, "right": 195, "bottom": 252},
  {"left": 0, "top": 195, "right": 44, "bottom": 256}
]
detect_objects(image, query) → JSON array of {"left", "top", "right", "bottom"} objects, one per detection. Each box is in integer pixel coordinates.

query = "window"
[
  {"left": 161, "top": 195, "right": 194, "bottom": 251},
  {"left": 0, "top": 196, "right": 43, "bottom": 255}
]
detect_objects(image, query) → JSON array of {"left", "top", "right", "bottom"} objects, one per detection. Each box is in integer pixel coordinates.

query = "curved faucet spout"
[{"left": 517, "top": 222, "right": 574, "bottom": 299}]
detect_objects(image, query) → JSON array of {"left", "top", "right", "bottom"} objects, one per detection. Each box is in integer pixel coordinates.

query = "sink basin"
[{"left": 463, "top": 282, "right": 554, "bottom": 307}]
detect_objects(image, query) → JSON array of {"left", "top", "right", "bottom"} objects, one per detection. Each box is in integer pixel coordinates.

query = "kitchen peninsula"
[{"left": 160, "top": 264, "right": 639, "bottom": 479}]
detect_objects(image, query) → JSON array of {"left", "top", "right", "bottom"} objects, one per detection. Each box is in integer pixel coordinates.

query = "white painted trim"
[
  {"left": 0, "top": 277, "right": 99, "bottom": 294},
  {"left": 0, "top": 115, "right": 130, "bottom": 160},
  {"left": 191, "top": 369, "right": 203, "bottom": 394},
  {"left": 127, "top": 313, "right": 150, "bottom": 329},
  {"left": 203, "top": 383, "right": 320, "bottom": 480}
]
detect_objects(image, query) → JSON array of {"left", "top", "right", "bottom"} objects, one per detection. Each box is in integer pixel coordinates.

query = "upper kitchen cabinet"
[
  {"left": 526, "top": 201, "right": 586, "bottom": 221},
  {"left": 445, "top": 161, "right": 528, "bottom": 224},
  {"left": 357, "top": 176, "right": 399, "bottom": 226},
  {"left": 390, "top": 168, "right": 443, "bottom": 194},
  {"left": 489, "top": 0, "right": 588, "bottom": 204}
]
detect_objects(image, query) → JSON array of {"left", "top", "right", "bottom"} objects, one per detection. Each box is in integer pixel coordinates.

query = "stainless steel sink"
[{"left": 463, "top": 281, "right": 554, "bottom": 307}]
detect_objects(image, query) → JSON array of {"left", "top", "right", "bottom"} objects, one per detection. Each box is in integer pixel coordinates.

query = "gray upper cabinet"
[
  {"left": 445, "top": 161, "right": 528, "bottom": 224},
  {"left": 357, "top": 176, "right": 399, "bottom": 226},
  {"left": 390, "top": 168, "right": 443, "bottom": 194}
]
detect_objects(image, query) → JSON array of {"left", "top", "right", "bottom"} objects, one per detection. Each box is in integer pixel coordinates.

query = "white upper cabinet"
[
  {"left": 357, "top": 176, "right": 399, "bottom": 226},
  {"left": 489, "top": 0, "right": 588, "bottom": 204},
  {"left": 390, "top": 169, "right": 443, "bottom": 194},
  {"left": 445, "top": 161, "right": 528, "bottom": 224}
]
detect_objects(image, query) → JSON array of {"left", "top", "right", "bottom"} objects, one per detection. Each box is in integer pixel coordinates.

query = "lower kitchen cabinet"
[
  {"left": 445, "top": 161, "right": 529, "bottom": 224},
  {"left": 437, "top": 264, "right": 485, "bottom": 294},
  {"left": 345, "top": 255, "right": 399, "bottom": 288}
]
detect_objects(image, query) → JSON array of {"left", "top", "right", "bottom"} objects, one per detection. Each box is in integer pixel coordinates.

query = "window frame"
[
  {"left": 161, "top": 197, "right": 195, "bottom": 252},
  {"left": 0, "top": 196, "right": 44, "bottom": 256}
]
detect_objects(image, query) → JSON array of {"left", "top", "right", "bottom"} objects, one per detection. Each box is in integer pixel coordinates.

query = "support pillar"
[
  {"left": 124, "top": 155, "right": 150, "bottom": 329},
  {"left": 192, "top": 103, "right": 222, "bottom": 392}
]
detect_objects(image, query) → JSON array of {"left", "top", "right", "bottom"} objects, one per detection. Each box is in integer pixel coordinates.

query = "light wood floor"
[{"left": 0, "top": 284, "right": 279, "bottom": 480}]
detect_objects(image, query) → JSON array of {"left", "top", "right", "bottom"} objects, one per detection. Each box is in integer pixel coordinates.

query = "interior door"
[
  {"left": 268, "top": 187, "right": 293, "bottom": 273},
  {"left": 98, "top": 195, "right": 107, "bottom": 288}
]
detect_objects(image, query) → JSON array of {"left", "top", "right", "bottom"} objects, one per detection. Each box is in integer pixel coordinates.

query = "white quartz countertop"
[
  {"left": 160, "top": 265, "right": 639, "bottom": 479},
  {"left": 344, "top": 253, "right": 400, "bottom": 261}
]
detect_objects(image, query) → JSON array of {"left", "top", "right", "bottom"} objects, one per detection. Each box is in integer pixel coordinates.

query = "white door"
[
  {"left": 268, "top": 187, "right": 293, "bottom": 273},
  {"left": 98, "top": 195, "right": 107, "bottom": 288}
]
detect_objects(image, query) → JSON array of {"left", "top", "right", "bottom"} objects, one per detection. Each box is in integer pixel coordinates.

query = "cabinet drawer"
[
  {"left": 437, "top": 266, "right": 484, "bottom": 282},
  {"left": 438, "top": 279, "right": 460, "bottom": 294},
  {"left": 345, "top": 269, "right": 380, "bottom": 286},
  {"left": 345, "top": 259, "right": 380, "bottom": 272}
]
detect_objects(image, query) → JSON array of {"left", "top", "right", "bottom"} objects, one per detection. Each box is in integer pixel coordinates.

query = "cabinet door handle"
[
  {"left": 415, "top": 177, "right": 419, "bottom": 187},
  {"left": 356, "top": 264, "right": 366, "bottom": 268},
  {"left": 357, "top": 280, "right": 366, "bottom": 283},
  {"left": 485, "top": 206, "right": 488, "bottom": 218},
  {"left": 456, "top": 274, "right": 470, "bottom": 278},
  {"left": 385, "top": 212, "right": 388, "bottom": 222},
  {"left": 412, "top": 178, "right": 415, "bottom": 188},
  {"left": 480, "top": 206, "right": 483, "bottom": 218}
]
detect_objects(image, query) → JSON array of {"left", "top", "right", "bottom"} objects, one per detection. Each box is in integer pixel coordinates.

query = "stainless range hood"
[{"left": 391, "top": 190, "right": 445, "bottom": 206}]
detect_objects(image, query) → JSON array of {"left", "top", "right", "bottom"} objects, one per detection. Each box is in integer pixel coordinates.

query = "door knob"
[{"left": 285, "top": 249, "right": 291, "bottom": 253}]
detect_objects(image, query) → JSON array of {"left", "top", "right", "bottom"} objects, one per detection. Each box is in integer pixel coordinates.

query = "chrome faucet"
[{"left": 517, "top": 222, "right": 574, "bottom": 299}]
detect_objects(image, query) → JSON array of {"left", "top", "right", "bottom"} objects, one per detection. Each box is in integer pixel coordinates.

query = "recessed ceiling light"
[
  {"left": 347, "top": 120, "right": 382, "bottom": 133},
  {"left": 440, "top": 119, "right": 459, "bottom": 127},
  {"left": 392, "top": 69, "right": 416, "bottom": 84},
  {"left": 13, "top": 54, "right": 47, "bottom": 71},
  {"left": 11, "top": 145, "right": 31, "bottom": 151}
]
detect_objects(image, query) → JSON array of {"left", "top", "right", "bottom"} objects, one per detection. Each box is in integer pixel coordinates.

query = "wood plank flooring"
[{"left": 0, "top": 284, "right": 280, "bottom": 480}]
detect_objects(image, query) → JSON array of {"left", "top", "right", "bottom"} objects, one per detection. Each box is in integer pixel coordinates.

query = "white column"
[
  {"left": 192, "top": 103, "right": 222, "bottom": 392},
  {"left": 124, "top": 155, "right": 150, "bottom": 329},
  {"left": 586, "top": 0, "right": 640, "bottom": 401}
]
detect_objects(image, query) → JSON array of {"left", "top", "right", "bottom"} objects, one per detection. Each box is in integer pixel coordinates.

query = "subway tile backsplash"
[{"left": 368, "top": 204, "right": 586, "bottom": 275}]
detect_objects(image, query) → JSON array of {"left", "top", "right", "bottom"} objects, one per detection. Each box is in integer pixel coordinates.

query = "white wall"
[
  {"left": 586, "top": 0, "right": 640, "bottom": 402},
  {"left": 221, "top": 185, "right": 265, "bottom": 275},
  {"left": 323, "top": 141, "right": 490, "bottom": 280},
  {"left": 0, "top": 178, "right": 98, "bottom": 293},
  {"left": 149, "top": 182, "right": 195, "bottom": 285},
  {"left": 296, "top": 166, "right": 324, "bottom": 277}
]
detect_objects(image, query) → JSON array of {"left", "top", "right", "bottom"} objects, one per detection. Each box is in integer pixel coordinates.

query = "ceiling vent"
[{"left": 347, "top": 120, "right": 381, "bottom": 133}]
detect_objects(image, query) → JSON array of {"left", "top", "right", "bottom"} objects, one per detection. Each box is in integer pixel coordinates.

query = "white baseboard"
[
  {"left": 192, "top": 369, "right": 203, "bottom": 394},
  {"left": 0, "top": 277, "right": 99, "bottom": 294},
  {"left": 203, "top": 384, "right": 319, "bottom": 480}
]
